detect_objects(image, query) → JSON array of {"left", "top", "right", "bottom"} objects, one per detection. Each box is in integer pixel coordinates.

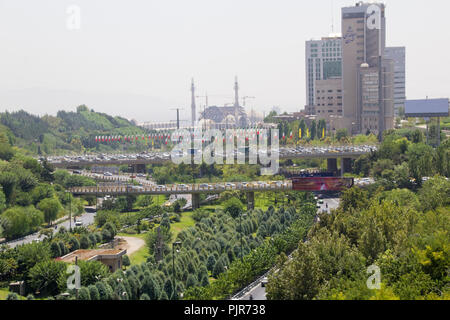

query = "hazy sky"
[{"left": 0, "top": 0, "right": 449, "bottom": 123}]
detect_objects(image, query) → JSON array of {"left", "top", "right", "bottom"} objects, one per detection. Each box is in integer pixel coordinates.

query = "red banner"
[{"left": 291, "top": 177, "right": 354, "bottom": 192}]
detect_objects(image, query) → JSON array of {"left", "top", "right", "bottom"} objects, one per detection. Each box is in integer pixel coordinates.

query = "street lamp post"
[
  {"left": 68, "top": 192, "right": 72, "bottom": 232},
  {"left": 172, "top": 241, "right": 182, "bottom": 299}
]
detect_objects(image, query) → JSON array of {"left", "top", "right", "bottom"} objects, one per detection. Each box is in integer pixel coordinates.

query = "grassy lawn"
[
  {"left": 117, "top": 233, "right": 149, "bottom": 265},
  {"left": 128, "top": 245, "right": 150, "bottom": 265},
  {"left": 171, "top": 211, "right": 195, "bottom": 241},
  {"left": 117, "top": 210, "right": 196, "bottom": 265},
  {"left": 0, "top": 288, "right": 10, "bottom": 300}
]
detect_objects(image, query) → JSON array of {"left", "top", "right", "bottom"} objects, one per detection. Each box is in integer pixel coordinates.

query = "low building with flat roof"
[{"left": 58, "top": 248, "right": 127, "bottom": 272}]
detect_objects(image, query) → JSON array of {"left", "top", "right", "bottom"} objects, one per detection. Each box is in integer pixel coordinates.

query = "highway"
[
  {"left": 73, "top": 171, "right": 155, "bottom": 186},
  {"left": 45, "top": 145, "right": 377, "bottom": 168},
  {"left": 233, "top": 197, "right": 341, "bottom": 301},
  {"left": 70, "top": 180, "right": 293, "bottom": 196}
]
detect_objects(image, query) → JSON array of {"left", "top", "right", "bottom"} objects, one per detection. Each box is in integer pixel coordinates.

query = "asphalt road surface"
[{"left": 3, "top": 207, "right": 97, "bottom": 249}]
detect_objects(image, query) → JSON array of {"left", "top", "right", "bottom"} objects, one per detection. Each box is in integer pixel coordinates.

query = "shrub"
[
  {"left": 58, "top": 241, "right": 68, "bottom": 256},
  {"left": 78, "top": 287, "right": 90, "bottom": 300},
  {"left": 6, "top": 292, "right": 19, "bottom": 300},
  {"left": 68, "top": 237, "right": 80, "bottom": 251},
  {"left": 88, "top": 233, "right": 97, "bottom": 246},
  {"left": 140, "top": 293, "right": 150, "bottom": 300},
  {"left": 95, "top": 281, "right": 110, "bottom": 300},
  {"left": 88, "top": 285, "right": 100, "bottom": 300},
  {"left": 212, "top": 260, "right": 225, "bottom": 278},
  {"left": 103, "top": 222, "right": 117, "bottom": 238},
  {"left": 50, "top": 242, "right": 61, "bottom": 258},
  {"left": 80, "top": 235, "right": 90, "bottom": 249},
  {"left": 94, "top": 232, "right": 103, "bottom": 243},
  {"left": 186, "top": 274, "right": 198, "bottom": 288},
  {"left": 123, "top": 255, "right": 131, "bottom": 267},
  {"left": 101, "top": 229, "right": 112, "bottom": 242}
]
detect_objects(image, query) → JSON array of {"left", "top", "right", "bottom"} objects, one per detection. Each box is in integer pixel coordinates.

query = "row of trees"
[
  {"left": 266, "top": 176, "right": 450, "bottom": 300},
  {"left": 0, "top": 222, "right": 118, "bottom": 295},
  {"left": 70, "top": 196, "right": 313, "bottom": 300},
  {"left": 277, "top": 119, "right": 327, "bottom": 144},
  {"left": 354, "top": 129, "right": 450, "bottom": 187}
]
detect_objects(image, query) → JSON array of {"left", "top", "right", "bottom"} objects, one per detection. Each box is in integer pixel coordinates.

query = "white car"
[{"left": 261, "top": 277, "right": 268, "bottom": 287}]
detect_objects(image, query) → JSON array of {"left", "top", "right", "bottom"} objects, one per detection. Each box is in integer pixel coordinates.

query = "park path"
[{"left": 117, "top": 236, "right": 146, "bottom": 255}]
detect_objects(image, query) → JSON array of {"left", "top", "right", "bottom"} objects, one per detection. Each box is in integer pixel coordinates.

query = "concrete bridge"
[
  {"left": 70, "top": 181, "right": 292, "bottom": 210},
  {"left": 48, "top": 145, "right": 376, "bottom": 176}
]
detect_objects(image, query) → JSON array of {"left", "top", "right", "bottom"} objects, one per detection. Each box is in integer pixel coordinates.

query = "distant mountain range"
[{"left": 0, "top": 105, "right": 165, "bottom": 156}]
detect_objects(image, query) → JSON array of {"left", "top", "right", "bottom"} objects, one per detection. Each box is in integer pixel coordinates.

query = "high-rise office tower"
[
  {"left": 342, "top": 2, "right": 394, "bottom": 136},
  {"left": 384, "top": 47, "right": 406, "bottom": 116},
  {"left": 305, "top": 36, "right": 342, "bottom": 115}
]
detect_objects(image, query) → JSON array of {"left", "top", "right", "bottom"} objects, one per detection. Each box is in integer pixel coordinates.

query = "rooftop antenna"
[{"left": 331, "top": 0, "right": 335, "bottom": 34}]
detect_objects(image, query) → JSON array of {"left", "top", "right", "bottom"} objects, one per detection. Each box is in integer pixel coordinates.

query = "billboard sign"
[{"left": 291, "top": 177, "right": 354, "bottom": 192}]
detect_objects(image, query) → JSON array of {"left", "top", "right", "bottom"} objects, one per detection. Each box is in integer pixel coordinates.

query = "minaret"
[
  {"left": 191, "top": 78, "right": 196, "bottom": 127},
  {"left": 234, "top": 76, "right": 239, "bottom": 126}
]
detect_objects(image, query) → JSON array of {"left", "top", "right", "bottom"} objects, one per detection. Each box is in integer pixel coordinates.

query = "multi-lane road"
[
  {"left": 234, "top": 196, "right": 341, "bottom": 301},
  {"left": 45, "top": 145, "right": 377, "bottom": 168},
  {"left": 70, "top": 181, "right": 293, "bottom": 196}
]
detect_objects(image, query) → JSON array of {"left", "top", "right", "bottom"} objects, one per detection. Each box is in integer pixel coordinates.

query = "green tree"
[
  {"left": 434, "top": 139, "right": 450, "bottom": 177},
  {"left": 0, "top": 143, "right": 15, "bottom": 161},
  {"left": 38, "top": 197, "right": 62, "bottom": 225},
  {"left": 78, "top": 287, "right": 91, "bottom": 300},
  {"left": 310, "top": 120, "right": 317, "bottom": 140},
  {"left": 0, "top": 188, "right": 6, "bottom": 213},
  {"left": 407, "top": 143, "right": 434, "bottom": 187},
  {"left": 186, "top": 274, "right": 198, "bottom": 288},
  {"left": 0, "top": 172, "right": 18, "bottom": 204},
  {"left": 339, "top": 187, "right": 369, "bottom": 213},
  {"left": 336, "top": 128, "right": 349, "bottom": 142},
  {"left": 123, "top": 255, "right": 131, "bottom": 267},
  {"left": 16, "top": 241, "right": 51, "bottom": 273},
  {"left": 212, "top": 259, "right": 225, "bottom": 278},
  {"left": 28, "top": 260, "right": 67, "bottom": 296},
  {"left": 50, "top": 242, "right": 62, "bottom": 258},
  {"left": 80, "top": 235, "right": 91, "bottom": 249},
  {"left": 418, "top": 176, "right": 450, "bottom": 212},
  {"left": 78, "top": 260, "right": 109, "bottom": 287},
  {"left": 135, "top": 195, "right": 153, "bottom": 208},
  {"left": 88, "top": 285, "right": 100, "bottom": 300},
  {"left": 141, "top": 276, "right": 160, "bottom": 300},
  {"left": 266, "top": 242, "right": 320, "bottom": 300},
  {"left": 140, "top": 293, "right": 150, "bottom": 300},
  {"left": 223, "top": 197, "right": 244, "bottom": 219},
  {"left": 164, "top": 279, "right": 174, "bottom": 300},
  {"left": 146, "top": 226, "right": 173, "bottom": 256}
]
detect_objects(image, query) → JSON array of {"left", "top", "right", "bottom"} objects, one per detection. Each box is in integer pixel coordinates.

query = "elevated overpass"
[
  {"left": 48, "top": 145, "right": 377, "bottom": 176},
  {"left": 69, "top": 177, "right": 355, "bottom": 210}
]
